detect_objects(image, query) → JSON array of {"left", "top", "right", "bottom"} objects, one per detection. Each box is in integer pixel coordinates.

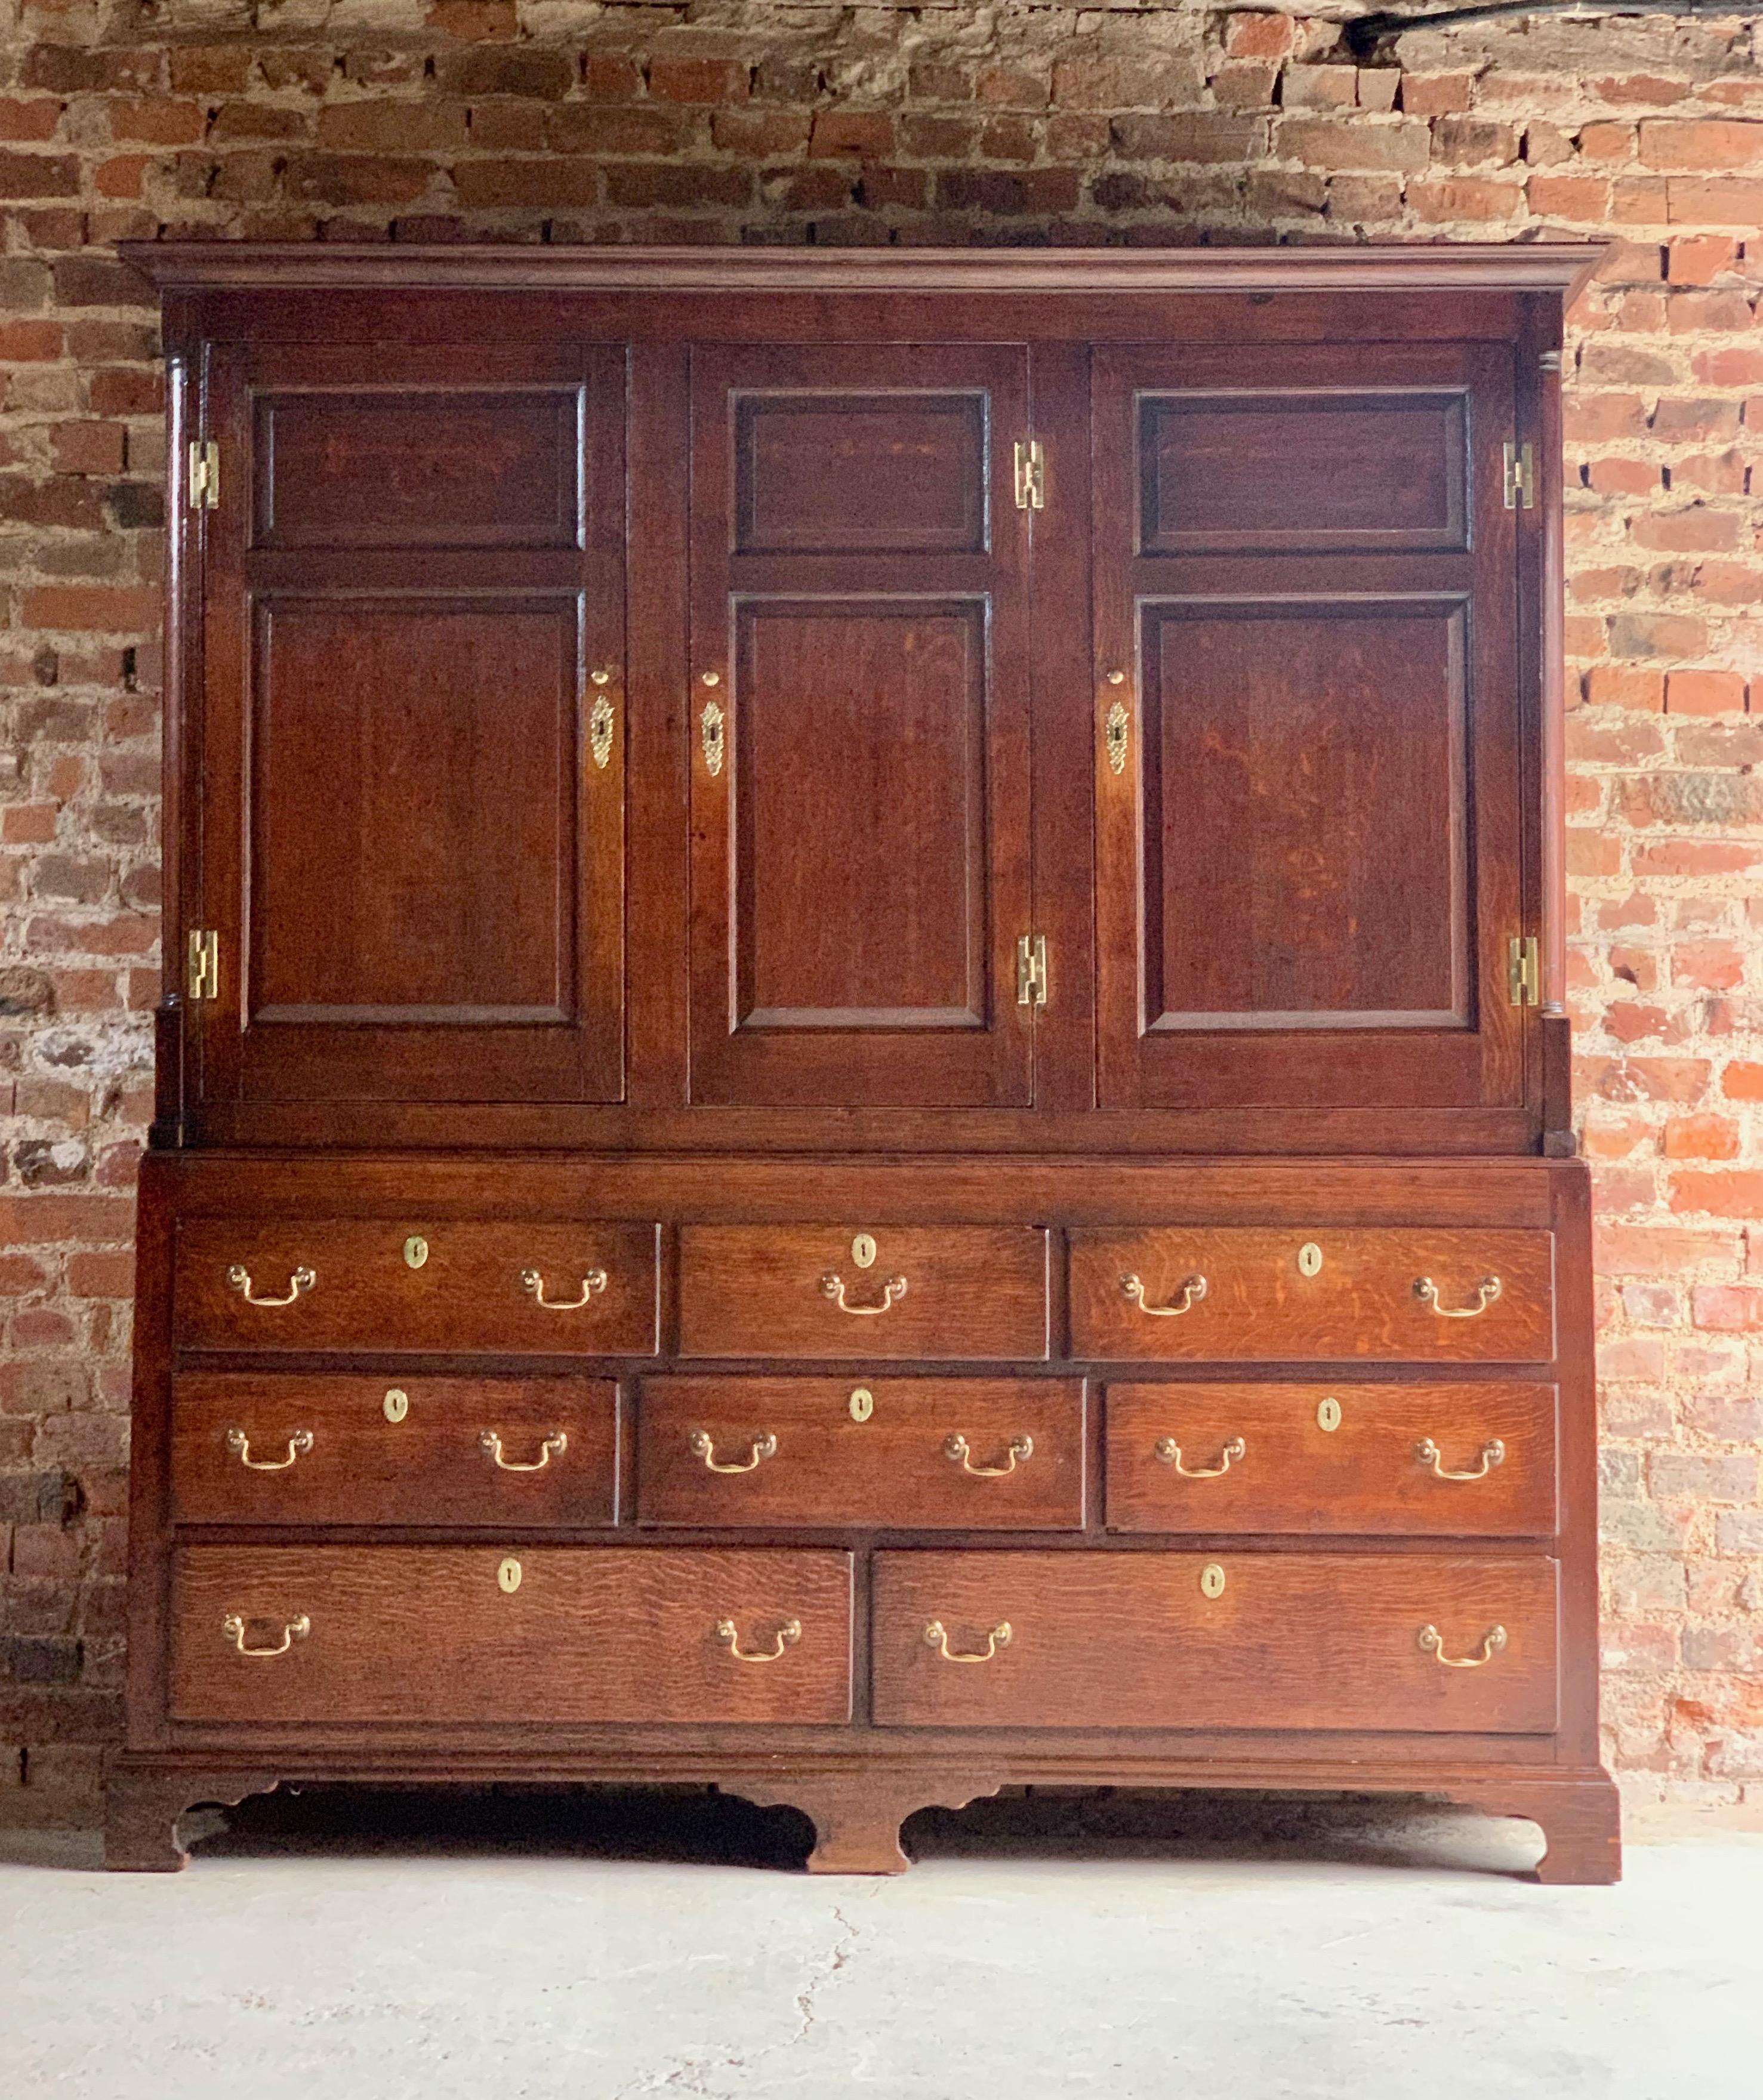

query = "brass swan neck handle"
[
  {"left": 1154, "top": 1435, "right": 1245, "bottom": 1478},
  {"left": 690, "top": 1430, "right": 778, "bottom": 1475},
  {"left": 225, "top": 1427, "right": 314, "bottom": 1472},
  {"left": 716, "top": 1617, "right": 800, "bottom": 1663},
  {"left": 226, "top": 1263, "right": 315, "bottom": 1308},
  {"left": 1120, "top": 1273, "right": 1207, "bottom": 1318},
  {"left": 944, "top": 1432, "right": 1033, "bottom": 1478},
  {"left": 821, "top": 1272, "right": 908, "bottom": 1316},
  {"left": 923, "top": 1619, "right": 1012, "bottom": 1664},
  {"left": 480, "top": 1429, "right": 568, "bottom": 1472}
]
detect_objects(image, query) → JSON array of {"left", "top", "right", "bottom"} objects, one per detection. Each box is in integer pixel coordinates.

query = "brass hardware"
[
  {"left": 924, "top": 1618, "right": 1011, "bottom": 1663},
  {"left": 1200, "top": 1562, "right": 1226, "bottom": 1600},
  {"left": 186, "top": 928, "right": 219, "bottom": 1001},
  {"left": 1013, "top": 437, "right": 1044, "bottom": 511},
  {"left": 480, "top": 1428, "right": 568, "bottom": 1472},
  {"left": 1105, "top": 670, "right": 1127, "bottom": 686},
  {"left": 588, "top": 694, "right": 615, "bottom": 771},
  {"left": 1502, "top": 439, "right": 1535, "bottom": 511},
  {"left": 497, "top": 1556, "right": 522, "bottom": 1594},
  {"left": 851, "top": 1232, "right": 878, "bottom": 1271},
  {"left": 1120, "top": 1272, "right": 1207, "bottom": 1318},
  {"left": 1317, "top": 1396, "right": 1343, "bottom": 1434},
  {"left": 945, "top": 1432, "right": 1033, "bottom": 1478},
  {"left": 689, "top": 1429, "right": 778, "bottom": 1474},
  {"left": 701, "top": 698, "right": 725, "bottom": 776},
  {"left": 1416, "top": 1435, "right": 1506, "bottom": 1481},
  {"left": 1413, "top": 1274, "right": 1503, "bottom": 1319},
  {"left": 383, "top": 1387, "right": 409, "bottom": 1424},
  {"left": 187, "top": 437, "right": 220, "bottom": 511},
  {"left": 821, "top": 1271, "right": 908, "bottom": 1316},
  {"left": 221, "top": 1611, "right": 309, "bottom": 1658},
  {"left": 520, "top": 1266, "right": 608, "bottom": 1310},
  {"left": 1417, "top": 1622, "right": 1508, "bottom": 1668},
  {"left": 717, "top": 1617, "right": 801, "bottom": 1663},
  {"left": 226, "top": 1263, "right": 315, "bottom": 1308},
  {"left": 225, "top": 1427, "right": 314, "bottom": 1472},
  {"left": 1104, "top": 699, "right": 1130, "bottom": 776},
  {"left": 403, "top": 1234, "right": 429, "bottom": 1271},
  {"left": 700, "top": 670, "right": 721, "bottom": 686},
  {"left": 1154, "top": 1435, "right": 1244, "bottom": 1478},
  {"left": 590, "top": 670, "right": 611, "bottom": 685},
  {"left": 1016, "top": 932, "right": 1048, "bottom": 1009},
  {"left": 1298, "top": 1241, "right": 1323, "bottom": 1278},
  {"left": 848, "top": 1386, "right": 874, "bottom": 1423},
  {"left": 1508, "top": 933, "right": 1540, "bottom": 1008}
]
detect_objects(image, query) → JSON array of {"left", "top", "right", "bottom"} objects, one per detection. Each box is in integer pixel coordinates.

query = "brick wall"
[{"left": 1, "top": 0, "right": 1759, "bottom": 1824}]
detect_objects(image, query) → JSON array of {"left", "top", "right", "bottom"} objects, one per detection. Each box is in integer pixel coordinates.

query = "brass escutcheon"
[
  {"left": 404, "top": 1234, "right": 429, "bottom": 1271},
  {"left": 1298, "top": 1241, "right": 1323, "bottom": 1278},
  {"left": 1317, "top": 1396, "right": 1342, "bottom": 1433},
  {"left": 1200, "top": 1562, "right": 1226, "bottom": 1600},
  {"left": 383, "top": 1387, "right": 409, "bottom": 1424},
  {"left": 497, "top": 1556, "right": 522, "bottom": 1594},
  {"left": 848, "top": 1386, "right": 874, "bottom": 1423},
  {"left": 851, "top": 1232, "right": 878, "bottom": 1271}
]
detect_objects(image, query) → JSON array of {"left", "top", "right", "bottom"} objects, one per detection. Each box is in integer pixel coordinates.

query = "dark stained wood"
[
  {"left": 1069, "top": 1226, "right": 1554, "bottom": 1363},
  {"left": 172, "top": 1545, "right": 853, "bottom": 1724},
  {"left": 1104, "top": 1381, "right": 1557, "bottom": 1537},
  {"left": 114, "top": 250, "right": 1614, "bottom": 1885},
  {"left": 171, "top": 1374, "right": 617, "bottom": 1528},
  {"left": 637, "top": 1377, "right": 1084, "bottom": 1531},
  {"left": 174, "top": 1219, "right": 659, "bottom": 1356},
  {"left": 678, "top": 1225, "right": 1050, "bottom": 1361},
  {"left": 689, "top": 343, "right": 1034, "bottom": 1109},
  {"left": 873, "top": 1550, "right": 1558, "bottom": 1732}
]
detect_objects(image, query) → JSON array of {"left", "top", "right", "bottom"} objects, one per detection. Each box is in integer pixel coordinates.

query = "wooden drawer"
[
  {"left": 171, "top": 1546, "right": 851, "bottom": 1724},
  {"left": 174, "top": 1220, "right": 659, "bottom": 1356},
  {"left": 874, "top": 1550, "right": 1557, "bottom": 1734},
  {"left": 677, "top": 1226, "right": 1049, "bottom": 1361},
  {"left": 1105, "top": 1382, "right": 1557, "bottom": 1538},
  {"left": 170, "top": 1374, "right": 617, "bottom": 1528},
  {"left": 1068, "top": 1228, "right": 1554, "bottom": 1362},
  {"left": 637, "top": 1377, "right": 1084, "bottom": 1531}
]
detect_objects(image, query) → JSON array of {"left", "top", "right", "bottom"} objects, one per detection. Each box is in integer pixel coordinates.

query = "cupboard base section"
[{"left": 103, "top": 1751, "right": 1620, "bottom": 1883}]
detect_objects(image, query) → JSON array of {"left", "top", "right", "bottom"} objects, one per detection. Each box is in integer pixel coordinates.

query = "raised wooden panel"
[
  {"left": 171, "top": 1546, "right": 853, "bottom": 1723},
  {"left": 637, "top": 1377, "right": 1084, "bottom": 1529},
  {"left": 171, "top": 1374, "right": 618, "bottom": 1528},
  {"left": 733, "top": 597, "right": 988, "bottom": 1032},
  {"left": 251, "top": 598, "right": 578, "bottom": 1026},
  {"left": 1068, "top": 1226, "right": 1554, "bottom": 1364},
  {"left": 735, "top": 391, "right": 987, "bottom": 554},
  {"left": 1143, "top": 597, "right": 1469, "bottom": 1031},
  {"left": 1139, "top": 390, "right": 1468, "bottom": 553},
  {"left": 873, "top": 1550, "right": 1559, "bottom": 1733},
  {"left": 1104, "top": 1381, "right": 1558, "bottom": 1537},
  {"left": 677, "top": 1225, "right": 1050, "bottom": 1361},
  {"left": 253, "top": 387, "right": 582, "bottom": 550},
  {"left": 690, "top": 341, "right": 1034, "bottom": 1110}
]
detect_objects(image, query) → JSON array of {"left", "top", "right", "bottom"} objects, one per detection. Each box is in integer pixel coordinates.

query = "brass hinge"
[
  {"left": 1503, "top": 439, "right": 1534, "bottom": 511},
  {"left": 187, "top": 439, "right": 220, "bottom": 511},
  {"left": 1013, "top": 438, "right": 1044, "bottom": 512},
  {"left": 1016, "top": 932, "right": 1048, "bottom": 1009},
  {"left": 187, "top": 927, "right": 220, "bottom": 1001},
  {"left": 1507, "top": 933, "right": 1540, "bottom": 1008}
]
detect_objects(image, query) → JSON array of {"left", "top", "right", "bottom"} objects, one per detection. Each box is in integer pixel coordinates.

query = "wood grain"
[
  {"left": 637, "top": 1377, "right": 1084, "bottom": 1530},
  {"left": 172, "top": 1545, "right": 853, "bottom": 1724},
  {"left": 873, "top": 1549, "right": 1558, "bottom": 1732}
]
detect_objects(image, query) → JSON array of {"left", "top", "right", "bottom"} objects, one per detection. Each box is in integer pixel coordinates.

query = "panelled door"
[
  {"left": 195, "top": 343, "right": 626, "bottom": 1108},
  {"left": 1092, "top": 343, "right": 1525, "bottom": 1113},
  {"left": 688, "top": 344, "right": 1036, "bottom": 1108}
]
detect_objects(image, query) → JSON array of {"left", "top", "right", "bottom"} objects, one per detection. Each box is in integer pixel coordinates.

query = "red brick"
[
  {"left": 647, "top": 57, "right": 748, "bottom": 104},
  {"left": 1661, "top": 1113, "right": 1742, "bottom": 1158},
  {"left": 20, "top": 588, "right": 159, "bottom": 632},
  {"left": 1671, "top": 1170, "right": 1763, "bottom": 1217},
  {"left": 1720, "top": 1060, "right": 1763, "bottom": 1100},
  {"left": 1641, "top": 120, "right": 1763, "bottom": 170},
  {"left": 1665, "top": 670, "right": 1747, "bottom": 714}
]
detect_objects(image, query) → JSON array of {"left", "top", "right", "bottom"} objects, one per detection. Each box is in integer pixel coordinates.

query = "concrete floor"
[{"left": 2, "top": 1791, "right": 1758, "bottom": 2099}]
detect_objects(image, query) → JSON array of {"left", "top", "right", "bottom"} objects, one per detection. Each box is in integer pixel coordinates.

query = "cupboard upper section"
[{"left": 129, "top": 241, "right": 1601, "bottom": 1158}]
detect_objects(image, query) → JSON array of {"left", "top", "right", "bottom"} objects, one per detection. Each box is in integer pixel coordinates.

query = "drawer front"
[
  {"left": 873, "top": 1550, "right": 1557, "bottom": 1733},
  {"left": 678, "top": 1226, "right": 1050, "bottom": 1361},
  {"left": 637, "top": 1377, "right": 1084, "bottom": 1531},
  {"left": 171, "top": 1546, "right": 852, "bottom": 1724},
  {"left": 1105, "top": 1382, "right": 1557, "bottom": 1538},
  {"left": 174, "top": 1220, "right": 660, "bottom": 1356},
  {"left": 171, "top": 1374, "right": 617, "bottom": 1528},
  {"left": 1069, "top": 1228, "right": 1553, "bottom": 1362}
]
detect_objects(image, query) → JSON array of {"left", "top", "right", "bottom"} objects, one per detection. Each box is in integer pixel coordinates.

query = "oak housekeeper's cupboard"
[{"left": 107, "top": 240, "right": 1620, "bottom": 1883}]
